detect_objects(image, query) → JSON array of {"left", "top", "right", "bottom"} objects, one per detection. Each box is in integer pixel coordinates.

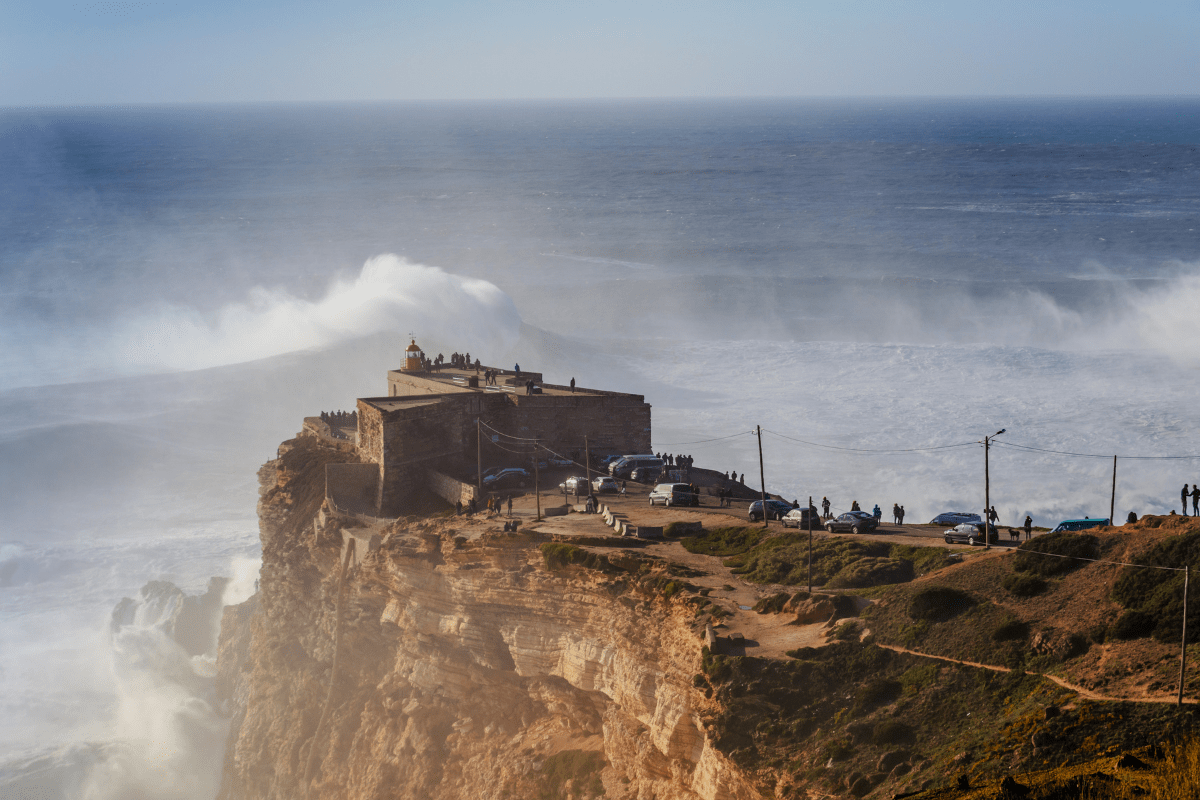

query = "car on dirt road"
[
  {"left": 648, "top": 483, "right": 698, "bottom": 507},
  {"left": 943, "top": 522, "right": 999, "bottom": 545},
  {"left": 825, "top": 511, "right": 879, "bottom": 534},
  {"left": 781, "top": 507, "right": 823, "bottom": 530},
  {"left": 592, "top": 476, "right": 619, "bottom": 493},
  {"left": 482, "top": 467, "right": 530, "bottom": 490},
  {"left": 748, "top": 499, "right": 794, "bottom": 522},
  {"left": 559, "top": 476, "right": 588, "bottom": 494},
  {"left": 930, "top": 511, "right": 982, "bottom": 526}
]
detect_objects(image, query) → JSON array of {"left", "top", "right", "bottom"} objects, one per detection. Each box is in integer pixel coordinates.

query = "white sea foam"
[{"left": 0, "top": 255, "right": 522, "bottom": 391}]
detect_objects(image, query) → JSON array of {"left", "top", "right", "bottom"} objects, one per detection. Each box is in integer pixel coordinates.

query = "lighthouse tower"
[{"left": 402, "top": 338, "right": 424, "bottom": 372}]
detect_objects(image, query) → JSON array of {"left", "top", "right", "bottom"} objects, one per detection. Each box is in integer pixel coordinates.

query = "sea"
[{"left": 2, "top": 98, "right": 1199, "bottom": 798}]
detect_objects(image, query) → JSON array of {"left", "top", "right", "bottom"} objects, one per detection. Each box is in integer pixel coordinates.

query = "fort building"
[{"left": 326, "top": 340, "right": 652, "bottom": 518}]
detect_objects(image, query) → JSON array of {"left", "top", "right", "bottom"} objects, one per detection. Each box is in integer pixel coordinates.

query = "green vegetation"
[
  {"left": 681, "top": 526, "right": 764, "bottom": 556},
  {"left": 992, "top": 618, "right": 1030, "bottom": 642},
  {"left": 539, "top": 543, "right": 612, "bottom": 571},
  {"left": 1111, "top": 530, "right": 1200, "bottom": 643},
  {"left": 752, "top": 592, "right": 792, "bottom": 614},
  {"left": 535, "top": 750, "right": 605, "bottom": 799},
  {"left": 716, "top": 536, "right": 951, "bottom": 589},
  {"left": 1002, "top": 571, "right": 1048, "bottom": 597},
  {"left": 908, "top": 586, "right": 976, "bottom": 621},
  {"left": 1012, "top": 532, "right": 1099, "bottom": 577}
]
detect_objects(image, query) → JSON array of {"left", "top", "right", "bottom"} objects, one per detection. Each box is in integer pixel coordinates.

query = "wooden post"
[
  {"left": 584, "top": 435, "right": 592, "bottom": 494},
  {"left": 1180, "top": 565, "right": 1190, "bottom": 706},
  {"left": 757, "top": 425, "right": 768, "bottom": 528},
  {"left": 807, "top": 494, "right": 813, "bottom": 593},
  {"left": 534, "top": 444, "right": 542, "bottom": 522},
  {"left": 984, "top": 435, "right": 991, "bottom": 550},
  {"left": 1110, "top": 455, "right": 1117, "bottom": 526}
]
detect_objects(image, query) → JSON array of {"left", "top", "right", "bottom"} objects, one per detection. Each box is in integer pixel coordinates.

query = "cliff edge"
[{"left": 215, "top": 434, "right": 756, "bottom": 800}]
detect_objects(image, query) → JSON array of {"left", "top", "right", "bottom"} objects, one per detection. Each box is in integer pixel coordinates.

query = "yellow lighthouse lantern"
[{"left": 403, "top": 338, "right": 424, "bottom": 372}]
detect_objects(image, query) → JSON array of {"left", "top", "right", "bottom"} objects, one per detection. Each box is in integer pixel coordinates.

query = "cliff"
[
  {"left": 215, "top": 435, "right": 1200, "bottom": 800},
  {"left": 215, "top": 435, "right": 758, "bottom": 800}
]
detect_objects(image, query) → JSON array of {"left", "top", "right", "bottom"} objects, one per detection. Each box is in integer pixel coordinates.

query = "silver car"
[{"left": 592, "top": 476, "right": 619, "bottom": 493}]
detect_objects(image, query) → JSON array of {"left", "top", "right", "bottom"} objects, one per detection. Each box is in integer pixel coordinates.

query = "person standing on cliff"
[
  {"left": 1024, "top": 515, "right": 1033, "bottom": 540},
  {"left": 822, "top": 497, "right": 831, "bottom": 519},
  {"left": 570, "top": 377, "right": 575, "bottom": 392},
  {"left": 1193, "top": 484, "right": 1200, "bottom": 517},
  {"left": 1184, "top": 484, "right": 1191, "bottom": 516}
]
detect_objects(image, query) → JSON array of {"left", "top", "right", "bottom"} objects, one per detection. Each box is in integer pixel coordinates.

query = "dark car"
[
  {"left": 649, "top": 483, "right": 698, "bottom": 507},
  {"left": 781, "top": 507, "right": 823, "bottom": 530},
  {"left": 482, "top": 467, "right": 530, "bottom": 489},
  {"left": 930, "top": 511, "right": 983, "bottom": 526},
  {"left": 749, "top": 499, "right": 794, "bottom": 522},
  {"left": 825, "top": 511, "right": 879, "bottom": 534},
  {"left": 1049, "top": 518, "right": 1109, "bottom": 534},
  {"left": 943, "top": 522, "right": 998, "bottom": 545}
]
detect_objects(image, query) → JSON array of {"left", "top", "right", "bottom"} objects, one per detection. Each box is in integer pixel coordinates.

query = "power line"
[
  {"left": 652, "top": 434, "right": 753, "bottom": 448},
  {"left": 764, "top": 429, "right": 978, "bottom": 454},
  {"left": 992, "top": 440, "right": 1200, "bottom": 461}
]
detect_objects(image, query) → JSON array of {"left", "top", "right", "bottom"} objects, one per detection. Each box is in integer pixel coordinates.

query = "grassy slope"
[{"left": 682, "top": 517, "right": 1200, "bottom": 798}]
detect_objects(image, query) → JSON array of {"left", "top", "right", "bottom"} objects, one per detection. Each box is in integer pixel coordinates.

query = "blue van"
[{"left": 1049, "top": 518, "right": 1109, "bottom": 534}]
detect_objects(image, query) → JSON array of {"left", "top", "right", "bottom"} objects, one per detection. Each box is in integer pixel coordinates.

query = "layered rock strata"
[{"left": 216, "top": 435, "right": 759, "bottom": 800}]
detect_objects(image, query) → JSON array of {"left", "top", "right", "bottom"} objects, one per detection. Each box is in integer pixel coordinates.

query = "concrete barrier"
[{"left": 544, "top": 506, "right": 569, "bottom": 517}]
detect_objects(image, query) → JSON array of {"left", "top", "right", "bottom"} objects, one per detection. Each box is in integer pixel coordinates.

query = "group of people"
[
  {"left": 455, "top": 494, "right": 513, "bottom": 517},
  {"left": 319, "top": 410, "right": 356, "bottom": 425},
  {"left": 1183, "top": 484, "right": 1200, "bottom": 516},
  {"left": 434, "top": 351, "right": 479, "bottom": 371},
  {"left": 655, "top": 453, "right": 694, "bottom": 470},
  {"left": 891, "top": 504, "right": 907, "bottom": 524}
]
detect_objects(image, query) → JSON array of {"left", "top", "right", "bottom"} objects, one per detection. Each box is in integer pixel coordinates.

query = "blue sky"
[{"left": 2, "top": 0, "right": 1198, "bottom": 104}]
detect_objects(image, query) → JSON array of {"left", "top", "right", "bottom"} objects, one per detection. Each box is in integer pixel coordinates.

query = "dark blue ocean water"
[{"left": 3, "top": 99, "right": 1199, "bottom": 331}]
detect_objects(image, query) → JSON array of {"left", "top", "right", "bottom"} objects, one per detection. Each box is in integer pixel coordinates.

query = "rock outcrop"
[{"left": 215, "top": 435, "right": 760, "bottom": 800}]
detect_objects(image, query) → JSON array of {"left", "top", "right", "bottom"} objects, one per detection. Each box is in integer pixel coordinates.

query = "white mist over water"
[
  {"left": 0, "top": 258, "right": 527, "bottom": 799},
  {"left": 2, "top": 255, "right": 1199, "bottom": 799},
  {"left": 0, "top": 256, "right": 522, "bottom": 392}
]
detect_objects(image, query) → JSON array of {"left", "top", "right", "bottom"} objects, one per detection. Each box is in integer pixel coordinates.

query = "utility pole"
[
  {"left": 807, "top": 494, "right": 813, "bottom": 593},
  {"left": 1110, "top": 455, "right": 1117, "bottom": 526},
  {"left": 534, "top": 444, "right": 542, "bottom": 521},
  {"left": 476, "top": 418, "right": 482, "bottom": 494},
  {"left": 757, "top": 425, "right": 768, "bottom": 528},
  {"left": 1181, "top": 565, "right": 1190, "bottom": 706},
  {"left": 584, "top": 435, "right": 592, "bottom": 493},
  {"left": 983, "top": 429, "right": 1005, "bottom": 550}
]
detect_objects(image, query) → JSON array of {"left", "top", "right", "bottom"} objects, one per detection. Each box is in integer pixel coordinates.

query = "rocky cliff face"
[{"left": 215, "top": 435, "right": 760, "bottom": 800}]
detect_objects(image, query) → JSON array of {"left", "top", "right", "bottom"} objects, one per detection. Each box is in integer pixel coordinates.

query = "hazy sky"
[{"left": 2, "top": 0, "right": 1198, "bottom": 104}]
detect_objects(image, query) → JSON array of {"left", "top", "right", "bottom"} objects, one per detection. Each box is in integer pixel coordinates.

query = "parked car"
[
  {"left": 482, "top": 467, "right": 529, "bottom": 489},
  {"left": 630, "top": 466, "right": 661, "bottom": 483},
  {"left": 943, "top": 522, "right": 998, "bottom": 545},
  {"left": 825, "top": 511, "right": 879, "bottom": 534},
  {"left": 1049, "top": 518, "right": 1110, "bottom": 534},
  {"left": 559, "top": 476, "right": 588, "bottom": 493},
  {"left": 610, "top": 455, "right": 664, "bottom": 479},
  {"left": 649, "top": 483, "right": 698, "bottom": 507},
  {"left": 781, "top": 507, "right": 823, "bottom": 530},
  {"left": 930, "top": 511, "right": 983, "bottom": 526},
  {"left": 749, "top": 499, "right": 794, "bottom": 522},
  {"left": 592, "top": 476, "right": 619, "bottom": 494}
]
